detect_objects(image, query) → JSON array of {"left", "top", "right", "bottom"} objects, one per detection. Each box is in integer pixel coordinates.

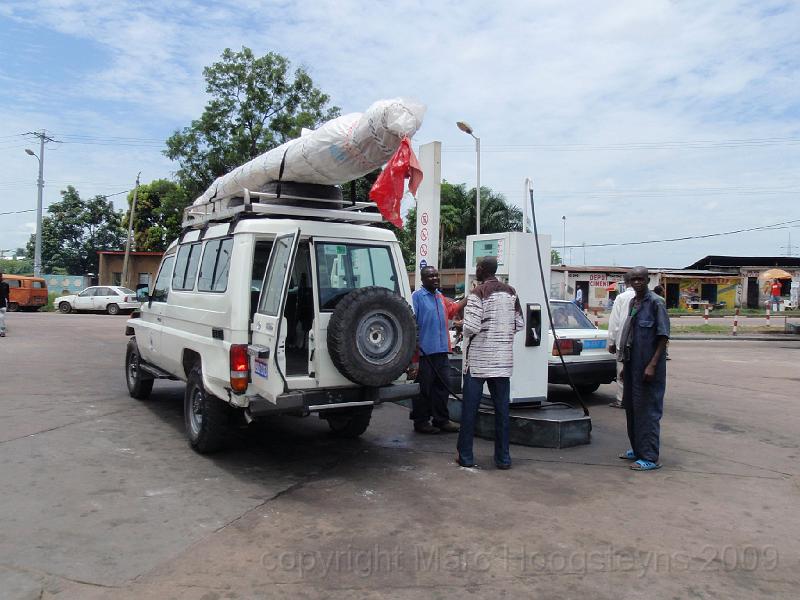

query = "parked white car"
[
  {"left": 56, "top": 286, "right": 141, "bottom": 315},
  {"left": 548, "top": 300, "right": 616, "bottom": 394}
]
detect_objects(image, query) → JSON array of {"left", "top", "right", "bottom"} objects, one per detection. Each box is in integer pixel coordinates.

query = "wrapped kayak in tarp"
[{"left": 193, "top": 98, "right": 426, "bottom": 206}]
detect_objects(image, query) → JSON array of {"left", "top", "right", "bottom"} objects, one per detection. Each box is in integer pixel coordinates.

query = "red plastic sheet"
[{"left": 368, "top": 137, "right": 422, "bottom": 227}]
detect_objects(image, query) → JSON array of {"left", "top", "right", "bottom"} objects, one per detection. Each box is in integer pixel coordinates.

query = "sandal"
[
  {"left": 630, "top": 459, "right": 661, "bottom": 471},
  {"left": 618, "top": 449, "right": 636, "bottom": 460}
]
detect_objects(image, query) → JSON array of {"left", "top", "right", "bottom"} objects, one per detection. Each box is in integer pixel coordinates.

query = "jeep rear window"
[
  {"left": 172, "top": 243, "right": 202, "bottom": 290},
  {"left": 314, "top": 243, "right": 398, "bottom": 310},
  {"left": 197, "top": 238, "right": 233, "bottom": 293}
]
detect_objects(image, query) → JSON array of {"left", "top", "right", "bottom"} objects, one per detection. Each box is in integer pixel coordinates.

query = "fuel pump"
[{"left": 464, "top": 232, "right": 551, "bottom": 404}]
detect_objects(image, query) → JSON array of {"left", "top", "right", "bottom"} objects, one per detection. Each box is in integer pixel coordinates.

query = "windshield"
[
  {"left": 550, "top": 301, "right": 595, "bottom": 329},
  {"left": 119, "top": 288, "right": 136, "bottom": 295},
  {"left": 315, "top": 242, "right": 398, "bottom": 310}
]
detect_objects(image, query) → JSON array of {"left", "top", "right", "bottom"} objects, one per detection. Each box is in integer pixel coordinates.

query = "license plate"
[
  {"left": 582, "top": 339, "right": 607, "bottom": 349},
  {"left": 254, "top": 359, "right": 268, "bottom": 378}
]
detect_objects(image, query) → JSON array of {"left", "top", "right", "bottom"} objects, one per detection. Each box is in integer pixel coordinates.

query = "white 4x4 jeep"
[{"left": 125, "top": 185, "right": 418, "bottom": 453}]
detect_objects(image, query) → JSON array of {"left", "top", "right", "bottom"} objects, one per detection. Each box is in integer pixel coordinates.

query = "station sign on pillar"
[{"left": 414, "top": 141, "right": 442, "bottom": 289}]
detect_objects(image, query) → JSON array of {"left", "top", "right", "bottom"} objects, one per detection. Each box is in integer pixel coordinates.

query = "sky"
[{"left": 1, "top": 0, "right": 799, "bottom": 268}]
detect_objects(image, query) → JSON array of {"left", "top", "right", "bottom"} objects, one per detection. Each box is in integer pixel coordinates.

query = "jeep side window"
[
  {"left": 198, "top": 238, "right": 234, "bottom": 293},
  {"left": 172, "top": 243, "right": 202, "bottom": 291},
  {"left": 151, "top": 255, "right": 176, "bottom": 303}
]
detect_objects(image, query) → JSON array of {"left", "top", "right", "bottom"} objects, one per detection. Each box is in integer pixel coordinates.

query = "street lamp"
[
  {"left": 456, "top": 120, "right": 481, "bottom": 235},
  {"left": 561, "top": 216, "right": 566, "bottom": 265},
  {"left": 25, "top": 147, "right": 45, "bottom": 278}
]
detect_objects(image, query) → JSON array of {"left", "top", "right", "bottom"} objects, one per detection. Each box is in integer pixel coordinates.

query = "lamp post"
[
  {"left": 25, "top": 146, "right": 45, "bottom": 278},
  {"left": 456, "top": 121, "right": 481, "bottom": 235},
  {"left": 561, "top": 215, "right": 566, "bottom": 265}
]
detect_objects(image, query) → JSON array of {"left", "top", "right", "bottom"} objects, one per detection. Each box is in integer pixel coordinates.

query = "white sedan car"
[
  {"left": 55, "top": 286, "right": 141, "bottom": 315},
  {"left": 548, "top": 300, "right": 616, "bottom": 394}
]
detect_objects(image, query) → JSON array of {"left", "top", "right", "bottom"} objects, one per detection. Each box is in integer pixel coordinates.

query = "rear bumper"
[
  {"left": 548, "top": 359, "right": 616, "bottom": 385},
  {"left": 247, "top": 382, "right": 420, "bottom": 417}
]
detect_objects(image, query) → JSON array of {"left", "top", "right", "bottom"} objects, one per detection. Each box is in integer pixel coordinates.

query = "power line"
[
  {"left": 562, "top": 218, "right": 800, "bottom": 249},
  {"left": 0, "top": 209, "right": 35, "bottom": 216}
]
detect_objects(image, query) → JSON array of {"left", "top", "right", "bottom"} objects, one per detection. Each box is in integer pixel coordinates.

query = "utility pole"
[
  {"left": 561, "top": 216, "right": 566, "bottom": 265},
  {"left": 24, "top": 130, "right": 58, "bottom": 278},
  {"left": 121, "top": 172, "right": 141, "bottom": 288}
]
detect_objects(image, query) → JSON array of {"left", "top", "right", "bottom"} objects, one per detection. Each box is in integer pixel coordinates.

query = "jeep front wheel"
[
  {"left": 125, "top": 337, "right": 153, "bottom": 400},
  {"left": 326, "top": 287, "right": 416, "bottom": 387},
  {"left": 184, "top": 365, "right": 231, "bottom": 454}
]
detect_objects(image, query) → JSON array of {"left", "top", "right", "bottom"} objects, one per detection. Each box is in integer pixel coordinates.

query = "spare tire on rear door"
[{"left": 327, "top": 287, "right": 416, "bottom": 387}]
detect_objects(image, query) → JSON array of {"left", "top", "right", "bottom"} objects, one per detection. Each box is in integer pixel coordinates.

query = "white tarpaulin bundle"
[{"left": 193, "top": 98, "right": 426, "bottom": 205}]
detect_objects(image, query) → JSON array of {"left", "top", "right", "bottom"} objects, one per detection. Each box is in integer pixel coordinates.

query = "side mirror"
[{"left": 136, "top": 288, "right": 150, "bottom": 303}]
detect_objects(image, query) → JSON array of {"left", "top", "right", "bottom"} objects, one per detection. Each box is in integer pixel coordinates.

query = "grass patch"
[{"left": 39, "top": 292, "right": 59, "bottom": 312}]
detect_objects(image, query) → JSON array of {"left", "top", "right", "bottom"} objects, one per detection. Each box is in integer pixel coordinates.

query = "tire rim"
[
  {"left": 189, "top": 387, "right": 204, "bottom": 435},
  {"left": 127, "top": 352, "right": 138, "bottom": 386},
  {"left": 355, "top": 309, "right": 402, "bottom": 365}
]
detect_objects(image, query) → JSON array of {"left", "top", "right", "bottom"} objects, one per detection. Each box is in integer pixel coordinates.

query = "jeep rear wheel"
[
  {"left": 184, "top": 365, "right": 231, "bottom": 454},
  {"left": 326, "top": 287, "right": 416, "bottom": 387},
  {"left": 325, "top": 407, "right": 373, "bottom": 438},
  {"left": 125, "top": 337, "right": 153, "bottom": 400}
]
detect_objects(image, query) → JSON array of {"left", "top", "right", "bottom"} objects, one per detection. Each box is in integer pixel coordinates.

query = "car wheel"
[
  {"left": 575, "top": 383, "right": 601, "bottom": 395},
  {"left": 125, "top": 337, "right": 154, "bottom": 400},
  {"left": 326, "top": 287, "right": 416, "bottom": 387},
  {"left": 184, "top": 365, "right": 231, "bottom": 454},
  {"left": 7, "top": 302, "right": 19, "bottom": 312},
  {"left": 106, "top": 303, "right": 120, "bottom": 315},
  {"left": 325, "top": 407, "right": 373, "bottom": 438},
  {"left": 58, "top": 302, "right": 72, "bottom": 314}
]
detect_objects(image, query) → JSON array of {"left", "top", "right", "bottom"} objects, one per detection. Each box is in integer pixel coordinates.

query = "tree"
[
  {"left": 123, "top": 179, "right": 191, "bottom": 251},
  {"left": 165, "top": 47, "right": 340, "bottom": 200},
  {"left": 26, "top": 186, "right": 125, "bottom": 274},
  {"left": 551, "top": 249, "right": 562, "bottom": 265},
  {"left": 0, "top": 258, "right": 33, "bottom": 275},
  {"left": 397, "top": 182, "right": 523, "bottom": 270}
]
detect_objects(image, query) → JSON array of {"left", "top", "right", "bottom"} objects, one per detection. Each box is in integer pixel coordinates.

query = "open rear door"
[{"left": 249, "top": 228, "right": 300, "bottom": 403}]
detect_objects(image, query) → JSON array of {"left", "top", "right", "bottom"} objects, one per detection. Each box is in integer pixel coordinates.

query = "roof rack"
[{"left": 182, "top": 188, "right": 384, "bottom": 229}]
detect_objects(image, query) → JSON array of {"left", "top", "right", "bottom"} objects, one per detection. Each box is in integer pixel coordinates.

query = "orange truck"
[{"left": 4, "top": 275, "right": 48, "bottom": 311}]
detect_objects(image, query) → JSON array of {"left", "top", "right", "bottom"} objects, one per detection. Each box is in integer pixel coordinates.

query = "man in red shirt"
[{"left": 770, "top": 280, "right": 783, "bottom": 311}]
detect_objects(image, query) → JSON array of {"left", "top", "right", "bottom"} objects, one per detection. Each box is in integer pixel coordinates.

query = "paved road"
[{"left": 1, "top": 312, "right": 798, "bottom": 599}]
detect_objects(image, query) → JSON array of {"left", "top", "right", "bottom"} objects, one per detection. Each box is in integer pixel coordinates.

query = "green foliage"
[
  {"left": 0, "top": 258, "right": 33, "bottom": 275},
  {"left": 26, "top": 186, "right": 125, "bottom": 274},
  {"left": 165, "top": 47, "right": 340, "bottom": 199},
  {"left": 551, "top": 249, "right": 562, "bottom": 265},
  {"left": 122, "top": 179, "right": 190, "bottom": 250}
]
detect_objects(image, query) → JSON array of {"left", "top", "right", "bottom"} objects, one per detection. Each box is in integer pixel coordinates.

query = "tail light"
[
  {"left": 552, "top": 338, "right": 581, "bottom": 356},
  {"left": 229, "top": 344, "right": 249, "bottom": 393}
]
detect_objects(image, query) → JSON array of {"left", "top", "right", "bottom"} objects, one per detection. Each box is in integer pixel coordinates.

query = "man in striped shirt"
[{"left": 456, "top": 257, "right": 524, "bottom": 469}]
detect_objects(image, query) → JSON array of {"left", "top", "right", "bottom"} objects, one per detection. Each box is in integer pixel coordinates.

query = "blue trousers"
[
  {"left": 457, "top": 373, "right": 511, "bottom": 467},
  {"left": 623, "top": 363, "right": 665, "bottom": 463}
]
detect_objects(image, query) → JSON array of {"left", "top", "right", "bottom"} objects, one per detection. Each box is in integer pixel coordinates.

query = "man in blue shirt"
[
  {"left": 617, "top": 266, "right": 670, "bottom": 471},
  {"left": 411, "top": 266, "right": 462, "bottom": 434}
]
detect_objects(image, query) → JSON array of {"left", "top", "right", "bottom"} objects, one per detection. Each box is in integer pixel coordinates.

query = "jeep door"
[{"left": 249, "top": 228, "right": 300, "bottom": 403}]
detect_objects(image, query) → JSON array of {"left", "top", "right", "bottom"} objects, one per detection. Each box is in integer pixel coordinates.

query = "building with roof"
[
  {"left": 684, "top": 256, "right": 800, "bottom": 308},
  {"left": 98, "top": 250, "right": 164, "bottom": 290}
]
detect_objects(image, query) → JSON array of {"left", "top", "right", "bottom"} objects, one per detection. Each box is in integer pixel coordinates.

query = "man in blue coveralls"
[
  {"left": 617, "top": 266, "right": 670, "bottom": 471},
  {"left": 410, "top": 266, "right": 462, "bottom": 434}
]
